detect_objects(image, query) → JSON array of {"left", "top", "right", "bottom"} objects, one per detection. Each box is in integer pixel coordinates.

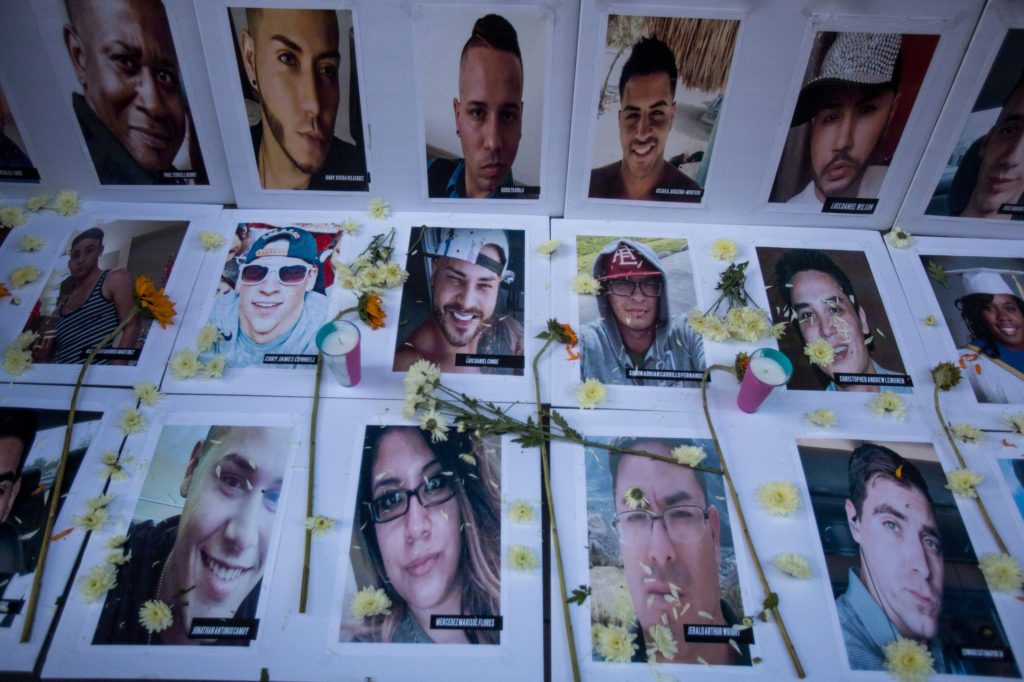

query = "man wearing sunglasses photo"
[
  {"left": 202, "top": 226, "right": 328, "bottom": 368},
  {"left": 95, "top": 425, "right": 291, "bottom": 644},
  {"left": 580, "top": 239, "right": 704, "bottom": 386},
  {"left": 598, "top": 439, "right": 748, "bottom": 665}
]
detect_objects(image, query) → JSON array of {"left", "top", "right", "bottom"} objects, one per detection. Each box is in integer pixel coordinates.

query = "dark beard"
[{"left": 432, "top": 306, "right": 490, "bottom": 347}]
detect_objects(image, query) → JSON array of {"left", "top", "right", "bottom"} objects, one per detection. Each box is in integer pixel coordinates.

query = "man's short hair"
[
  {"left": 0, "top": 408, "right": 39, "bottom": 477},
  {"left": 71, "top": 227, "right": 105, "bottom": 248},
  {"left": 847, "top": 442, "right": 932, "bottom": 519},
  {"left": 460, "top": 14, "right": 522, "bottom": 65},
  {"left": 774, "top": 249, "right": 859, "bottom": 313},
  {"left": 618, "top": 37, "right": 678, "bottom": 100},
  {"left": 608, "top": 438, "right": 709, "bottom": 505}
]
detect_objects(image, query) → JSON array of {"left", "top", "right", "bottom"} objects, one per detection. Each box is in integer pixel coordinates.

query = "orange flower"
[
  {"left": 0, "top": 281, "right": 9, "bottom": 298},
  {"left": 134, "top": 275, "right": 176, "bottom": 328},
  {"left": 560, "top": 322, "right": 578, "bottom": 347},
  {"left": 360, "top": 292, "right": 386, "bottom": 330}
]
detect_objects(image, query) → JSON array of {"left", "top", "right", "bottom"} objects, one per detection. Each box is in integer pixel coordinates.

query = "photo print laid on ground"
[
  {"left": 757, "top": 246, "right": 911, "bottom": 393},
  {"left": 576, "top": 235, "right": 704, "bottom": 387},
  {"left": 93, "top": 423, "right": 294, "bottom": 645},
  {"left": 339, "top": 425, "right": 501, "bottom": 644},
  {"left": 796, "top": 438, "right": 1019, "bottom": 677},
  {"left": 228, "top": 7, "right": 368, "bottom": 192},
  {"left": 920, "top": 254, "right": 1024, "bottom": 404},
  {"left": 585, "top": 436, "right": 750, "bottom": 665},
  {"left": 0, "top": 407, "right": 102, "bottom": 627},
  {"left": 770, "top": 31, "right": 938, "bottom": 214},
  {"left": 60, "top": 0, "right": 209, "bottom": 185},
  {"left": 394, "top": 226, "right": 525, "bottom": 376},
  {"left": 21, "top": 220, "right": 188, "bottom": 366},
  {"left": 927, "top": 30, "right": 1024, "bottom": 220},
  {"left": 588, "top": 15, "right": 739, "bottom": 203}
]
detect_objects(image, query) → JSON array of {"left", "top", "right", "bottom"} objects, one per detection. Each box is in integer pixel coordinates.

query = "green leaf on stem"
[
  {"left": 550, "top": 410, "right": 581, "bottom": 440},
  {"left": 567, "top": 584, "right": 591, "bottom": 606}
]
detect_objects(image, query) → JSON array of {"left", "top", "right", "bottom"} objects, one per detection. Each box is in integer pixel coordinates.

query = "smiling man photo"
[
  {"left": 94, "top": 425, "right": 291, "bottom": 645},
  {"left": 589, "top": 37, "right": 700, "bottom": 202},
  {"left": 201, "top": 226, "right": 328, "bottom": 368},
  {"left": 239, "top": 8, "right": 367, "bottom": 191},
  {"left": 63, "top": 0, "right": 206, "bottom": 185},
  {"left": 393, "top": 227, "right": 523, "bottom": 375}
]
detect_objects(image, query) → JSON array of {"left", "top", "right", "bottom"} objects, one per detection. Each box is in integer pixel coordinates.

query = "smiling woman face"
[
  {"left": 371, "top": 428, "right": 463, "bottom": 622},
  {"left": 982, "top": 293, "right": 1024, "bottom": 350}
]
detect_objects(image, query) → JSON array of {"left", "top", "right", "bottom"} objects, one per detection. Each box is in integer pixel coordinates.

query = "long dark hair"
[
  {"left": 356, "top": 426, "right": 501, "bottom": 643},
  {"left": 956, "top": 293, "right": 1024, "bottom": 359}
]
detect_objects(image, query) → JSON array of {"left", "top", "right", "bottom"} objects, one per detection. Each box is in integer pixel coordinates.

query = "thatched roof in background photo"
[{"left": 644, "top": 17, "right": 739, "bottom": 93}]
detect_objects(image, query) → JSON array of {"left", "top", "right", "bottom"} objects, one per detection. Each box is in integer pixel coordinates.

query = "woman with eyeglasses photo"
[{"left": 343, "top": 425, "right": 501, "bottom": 644}]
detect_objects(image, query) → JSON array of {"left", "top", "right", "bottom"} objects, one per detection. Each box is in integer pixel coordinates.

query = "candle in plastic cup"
[
  {"left": 736, "top": 348, "right": 792, "bottom": 413},
  {"left": 316, "top": 320, "right": 361, "bottom": 387}
]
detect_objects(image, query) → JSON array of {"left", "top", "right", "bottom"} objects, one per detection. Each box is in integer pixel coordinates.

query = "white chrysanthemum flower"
[
  {"left": 536, "top": 239, "right": 561, "bottom": 256},
  {"left": 367, "top": 198, "right": 390, "bottom": 219},
  {"left": 622, "top": 486, "right": 649, "bottom": 510},
  {"left": 138, "top": 599, "right": 173, "bottom": 634},
  {"left": 508, "top": 500, "right": 536, "bottom": 524},
  {"left": 198, "top": 231, "right": 225, "bottom": 250},
  {"left": 709, "top": 238, "right": 738, "bottom": 262},
  {"left": 3, "top": 345, "right": 33, "bottom": 376},
  {"left": 884, "top": 227, "right": 913, "bottom": 249},
  {"left": 169, "top": 348, "right": 200, "bottom": 380},
  {"left": 869, "top": 392, "right": 906, "bottom": 422},
  {"left": 133, "top": 382, "right": 163, "bottom": 406},
  {"left": 9, "top": 265, "right": 40, "bottom": 288},
  {"left": 883, "top": 637, "right": 934, "bottom": 682},
  {"left": 756, "top": 481, "right": 801, "bottom": 516},
  {"left": 78, "top": 563, "right": 117, "bottom": 603},
  {"left": 0, "top": 205, "right": 27, "bottom": 229},
  {"left": 201, "top": 355, "right": 226, "bottom": 379},
  {"left": 350, "top": 586, "right": 392, "bottom": 620},
  {"left": 570, "top": 273, "right": 601, "bottom": 295},
  {"left": 950, "top": 423, "right": 983, "bottom": 445},
  {"left": 772, "top": 553, "right": 812, "bottom": 579},
  {"left": 806, "top": 408, "right": 838, "bottom": 428},
  {"left": 671, "top": 444, "right": 707, "bottom": 468},
  {"left": 979, "top": 552, "right": 1023, "bottom": 592},
  {"left": 508, "top": 544, "right": 539, "bottom": 572},
  {"left": 25, "top": 195, "right": 48, "bottom": 212},
  {"left": 803, "top": 338, "right": 835, "bottom": 368},
  {"left": 305, "top": 515, "right": 336, "bottom": 537},
  {"left": 595, "top": 623, "right": 637, "bottom": 662},
  {"left": 339, "top": 219, "right": 360, "bottom": 234},
  {"left": 923, "top": 314, "right": 937, "bottom": 327},
  {"left": 118, "top": 407, "right": 146, "bottom": 435},
  {"left": 17, "top": 234, "right": 45, "bottom": 252},
  {"left": 646, "top": 623, "right": 678, "bottom": 661},
  {"left": 51, "top": 190, "right": 82, "bottom": 216},
  {"left": 419, "top": 410, "right": 449, "bottom": 442},
  {"left": 194, "top": 324, "right": 222, "bottom": 353},
  {"left": 73, "top": 506, "right": 110, "bottom": 532},
  {"left": 945, "top": 468, "right": 983, "bottom": 498},
  {"left": 576, "top": 378, "right": 607, "bottom": 409}
]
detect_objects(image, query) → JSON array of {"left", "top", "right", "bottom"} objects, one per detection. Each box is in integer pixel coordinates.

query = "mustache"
[
  {"left": 443, "top": 304, "right": 485, "bottom": 318},
  {"left": 822, "top": 150, "right": 858, "bottom": 174}
]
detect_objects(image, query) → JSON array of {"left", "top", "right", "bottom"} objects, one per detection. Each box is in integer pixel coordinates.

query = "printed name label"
[
  {"left": 322, "top": 173, "right": 370, "bottom": 190},
  {"left": 263, "top": 354, "right": 318, "bottom": 365},
  {"left": 160, "top": 170, "right": 198, "bottom": 179},
  {"left": 455, "top": 354, "right": 525, "bottom": 369},
  {"left": 0, "top": 167, "right": 41, "bottom": 181},
  {"left": 683, "top": 624, "right": 754, "bottom": 644},
  {"left": 430, "top": 615, "right": 503, "bottom": 631},
  {"left": 84, "top": 347, "right": 141, "bottom": 361},
  {"left": 822, "top": 198, "right": 878, "bottom": 214},
  {"left": 999, "top": 202, "right": 1024, "bottom": 215},
  {"left": 835, "top": 372, "right": 912, "bottom": 387},
  {"left": 654, "top": 187, "right": 703, "bottom": 201},
  {"left": 626, "top": 369, "right": 705, "bottom": 381},
  {"left": 0, "top": 599, "right": 24, "bottom": 616},
  {"left": 960, "top": 647, "right": 1012, "bottom": 661},
  {"left": 188, "top": 618, "right": 259, "bottom": 640}
]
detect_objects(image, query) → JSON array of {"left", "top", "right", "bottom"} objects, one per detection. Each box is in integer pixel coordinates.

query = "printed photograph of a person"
[
  {"left": 0, "top": 83, "right": 40, "bottom": 183},
  {"left": 585, "top": 437, "right": 748, "bottom": 665},
  {"left": 927, "top": 30, "right": 1024, "bottom": 219},
  {"left": 200, "top": 223, "right": 343, "bottom": 369},
  {"left": 230, "top": 8, "right": 368, "bottom": 191},
  {"left": 393, "top": 227, "right": 525, "bottom": 375},
  {"left": 422, "top": 12, "right": 545, "bottom": 200},
  {"left": 588, "top": 16, "right": 739, "bottom": 203},
  {"left": 1, "top": 407, "right": 102, "bottom": 627},
  {"left": 758, "top": 247, "right": 910, "bottom": 393},
  {"left": 578, "top": 236, "right": 704, "bottom": 387},
  {"left": 797, "top": 439, "right": 1019, "bottom": 677},
  {"left": 61, "top": 0, "right": 209, "bottom": 185},
  {"left": 340, "top": 425, "right": 501, "bottom": 644},
  {"left": 769, "top": 32, "right": 938, "bottom": 210},
  {"left": 920, "top": 255, "right": 1024, "bottom": 403},
  {"left": 93, "top": 424, "right": 293, "bottom": 645},
  {"left": 22, "top": 221, "right": 188, "bottom": 366}
]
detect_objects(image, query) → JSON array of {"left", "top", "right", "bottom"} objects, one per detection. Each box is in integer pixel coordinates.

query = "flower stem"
[
  {"left": 932, "top": 385, "right": 1009, "bottom": 555},
  {"left": 300, "top": 304, "right": 359, "bottom": 613},
  {"left": 532, "top": 338, "right": 581, "bottom": 682},
  {"left": 701, "top": 364, "right": 805, "bottom": 678},
  {"left": 20, "top": 309, "right": 138, "bottom": 642}
]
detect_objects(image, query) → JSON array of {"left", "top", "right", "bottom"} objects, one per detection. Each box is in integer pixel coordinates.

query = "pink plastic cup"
[
  {"left": 736, "top": 348, "right": 792, "bottom": 413},
  {"left": 316, "top": 320, "right": 362, "bottom": 387}
]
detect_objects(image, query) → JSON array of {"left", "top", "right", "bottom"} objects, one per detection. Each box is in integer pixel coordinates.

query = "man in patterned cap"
[
  {"left": 580, "top": 239, "right": 703, "bottom": 386},
  {"left": 783, "top": 32, "right": 903, "bottom": 205},
  {"left": 394, "top": 227, "right": 523, "bottom": 374}
]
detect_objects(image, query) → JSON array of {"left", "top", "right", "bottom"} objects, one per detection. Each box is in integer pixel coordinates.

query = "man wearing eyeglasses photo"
[
  {"left": 580, "top": 239, "right": 704, "bottom": 386},
  {"left": 201, "top": 226, "right": 327, "bottom": 368},
  {"left": 599, "top": 439, "right": 749, "bottom": 665},
  {"left": 95, "top": 425, "right": 291, "bottom": 644}
]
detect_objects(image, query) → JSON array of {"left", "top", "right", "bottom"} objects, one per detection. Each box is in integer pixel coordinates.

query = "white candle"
[
  {"left": 321, "top": 325, "right": 359, "bottom": 355},
  {"left": 750, "top": 355, "right": 788, "bottom": 385}
]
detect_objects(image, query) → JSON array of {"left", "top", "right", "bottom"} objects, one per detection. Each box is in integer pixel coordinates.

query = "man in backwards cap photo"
[
  {"left": 393, "top": 227, "right": 523, "bottom": 374},
  {"left": 202, "top": 226, "right": 327, "bottom": 368},
  {"left": 772, "top": 32, "right": 903, "bottom": 206},
  {"left": 580, "top": 239, "right": 704, "bottom": 386},
  {"left": 952, "top": 267, "right": 1024, "bottom": 403}
]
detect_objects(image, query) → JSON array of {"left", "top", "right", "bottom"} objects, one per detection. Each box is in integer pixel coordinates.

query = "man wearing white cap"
[
  {"left": 394, "top": 227, "right": 523, "bottom": 374},
  {"left": 953, "top": 268, "right": 1024, "bottom": 403},
  {"left": 779, "top": 32, "right": 902, "bottom": 206}
]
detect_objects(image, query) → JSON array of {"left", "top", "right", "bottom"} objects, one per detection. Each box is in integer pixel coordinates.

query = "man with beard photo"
[{"left": 393, "top": 227, "right": 523, "bottom": 375}]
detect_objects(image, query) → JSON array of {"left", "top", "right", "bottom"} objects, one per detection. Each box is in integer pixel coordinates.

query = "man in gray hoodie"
[{"left": 580, "top": 239, "right": 704, "bottom": 386}]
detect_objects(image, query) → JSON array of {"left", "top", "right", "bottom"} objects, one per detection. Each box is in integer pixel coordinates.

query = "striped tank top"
[{"left": 53, "top": 270, "right": 122, "bottom": 364}]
